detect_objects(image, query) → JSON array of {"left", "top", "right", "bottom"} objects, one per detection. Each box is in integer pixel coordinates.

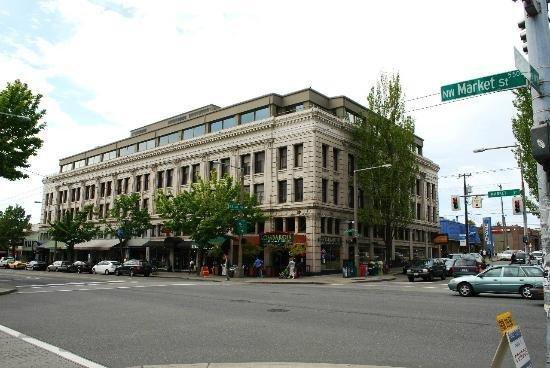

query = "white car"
[
  {"left": 497, "top": 250, "right": 513, "bottom": 261},
  {"left": 92, "top": 261, "right": 121, "bottom": 275},
  {"left": 0, "top": 257, "right": 15, "bottom": 268},
  {"left": 531, "top": 251, "right": 543, "bottom": 263}
]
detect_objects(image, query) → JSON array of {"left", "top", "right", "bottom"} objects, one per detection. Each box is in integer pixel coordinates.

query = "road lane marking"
[
  {"left": 423, "top": 286, "right": 436, "bottom": 289},
  {"left": 0, "top": 323, "right": 107, "bottom": 368},
  {"left": 117, "top": 286, "right": 130, "bottom": 289}
]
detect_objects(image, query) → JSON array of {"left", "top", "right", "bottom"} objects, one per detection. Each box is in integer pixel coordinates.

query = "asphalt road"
[{"left": 0, "top": 269, "right": 544, "bottom": 368}]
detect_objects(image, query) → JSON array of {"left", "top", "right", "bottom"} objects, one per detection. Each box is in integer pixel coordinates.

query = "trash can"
[{"left": 359, "top": 263, "right": 367, "bottom": 277}]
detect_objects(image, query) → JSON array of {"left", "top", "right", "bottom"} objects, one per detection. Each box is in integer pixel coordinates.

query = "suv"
[
  {"left": 406, "top": 258, "right": 446, "bottom": 282},
  {"left": 115, "top": 260, "right": 152, "bottom": 277},
  {"left": 0, "top": 257, "right": 15, "bottom": 268}
]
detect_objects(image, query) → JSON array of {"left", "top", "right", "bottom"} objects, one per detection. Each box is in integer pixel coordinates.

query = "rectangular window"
[
  {"left": 209, "top": 120, "right": 223, "bottom": 133},
  {"left": 106, "top": 181, "right": 112, "bottom": 196},
  {"left": 166, "top": 169, "right": 173, "bottom": 187},
  {"left": 348, "top": 186, "right": 354, "bottom": 208},
  {"left": 221, "top": 158, "right": 230, "bottom": 177},
  {"left": 255, "top": 107, "right": 269, "bottom": 120},
  {"left": 294, "top": 178, "right": 303, "bottom": 202},
  {"left": 278, "top": 147, "right": 287, "bottom": 170},
  {"left": 432, "top": 183, "right": 436, "bottom": 200},
  {"left": 138, "top": 139, "right": 156, "bottom": 152},
  {"left": 85, "top": 186, "right": 90, "bottom": 200},
  {"left": 105, "top": 203, "right": 110, "bottom": 218},
  {"left": 103, "top": 150, "right": 117, "bottom": 161},
  {"left": 159, "top": 132, "right": 181, "bottom": 146},
  {"left": 223, "top": 117, "right": 236, "bottom": 129},
  {"left": 76, "top": 188, "right": 81, "bottom": 201},
  {"left": 416, "top": 203, "right": 422, "bottom": 220},
  {"left": 208, "top": 161, "right": 218, "bottom": 178},
  {"left": 144, "top": 174, "right": 150, "bottom": 191},
  {"left": 286, "top": 218, "right": 295, "bottom": 233},
  {"left": 322, "top": 144, "right": 328, "bottom": 168},
  {"left": 157, "top": 171, "right": 164, "bottom": 188},
  {"left": 192, "top": 164, "right": 200, "bottom": 183},
  {"left": 241, "top": 154, "right": 251, "bottom": 175},
  {"left": 136, "top": 175, "right": 142, "bottom": 192},
  {"left": 98, "top": 204, "right": 104, "bottom": 219},
  {"left": 241, "top": 111, "right": 254, "bottom": 124},
  {"left": 142, "top": 198, "right": 149, "bottom": 211},
  {"left": 294, "top": 144, "right": 303, "bottom": 168},
  {"left": 254, "top": 151, "right": 265, "bottom": 174},
  {"left": 117, "top": 179, "right": 123, "bottom": 194},
  {"left": 322, "top": 179, "right": 328, "bottom": 203},
  {"left": 100, "top": 183, "right": 106, "bottom": 197},
  {"left": 278, "top": 180, "right": 287, "bottom": 203},
  {"left": 254, "top": 183, "right": 264, "bottom": 204},
  {"left": 298, "top": 217, "right": 306, "bottom": 232},
  {"left": 87, "top": 155, "right": 101, "bottom": 165},
  {"left": 119, "top": 145, "right": 135, "bottom": 157},
  {"left": 181, "top": 166, "right": 189, "bottom": 185},
  {"left": 433, "top": 206, "right": 437, "bottom": 222},
  {"left": 333, "top": 181, "right": 339, "bottom": 205},
  {"left": 334, "top": 219, "right": 341, "bottom": 235},
  {"left": 348, "top": 154, "right": 355, "bottom": 176},
  {"left": 61, "top": 164, "right": 72, "bottom": 173},
  {"left": 274, "top": 218, "right": 284, "bottom": 232},
  {"left": 257, "top": 221, "right": 265, "bottom": 234},
  {"left": 74, "top": 159, "right": 86, "bottom": 169},
  {"left": 426, "top": 182, "right": 431, "bottom": 199},
  {"left": 327, "top": 218, "right": 333, "bottom": 235},
  {"left": 193, "top": 125, "right": 205, "bottom": 138},
  {"left": 427, "top": 205, "right": 432, "bottom": 222},
  {"left": 416, "top": 179, "right": 421, "bottom": 196},
  {"left": 320, "top": 217, "right": 326, "bottom": 234}
]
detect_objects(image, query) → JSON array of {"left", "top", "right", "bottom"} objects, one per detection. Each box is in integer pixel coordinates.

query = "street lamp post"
[
  {"left": 353, "top": 164, "right": 391, "bottom": 271},
  {"left": 473, "top": 145, "right": 528, "bottom": 254}
]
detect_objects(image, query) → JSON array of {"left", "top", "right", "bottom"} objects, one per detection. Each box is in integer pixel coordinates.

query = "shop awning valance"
[{"left": 75, "top": 239, "right": 120, "bottom": 251}]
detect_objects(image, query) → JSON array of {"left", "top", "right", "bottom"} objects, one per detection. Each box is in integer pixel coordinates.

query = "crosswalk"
[
  {"left": 15, "top": 280, "right": 200, "bottom": 294},
  {"left": 357, "top": 281, "right": 452, "bottom": 292}
]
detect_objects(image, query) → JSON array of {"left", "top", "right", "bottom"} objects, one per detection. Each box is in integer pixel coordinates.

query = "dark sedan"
[
  {"left": 451, "top": 258, "right": 483, "bottom": 277},
  {"left": 25, "top": 260, "right": 47, "bottom": 271},
  {"left": 115, "top": 260, "right": 152, "bottom": 277},
  {"left": 406, "top": 258, "right": 446, "bottom": 281},
  {"left": 67, "top": 261, "right": 93, "bottom": 274}
]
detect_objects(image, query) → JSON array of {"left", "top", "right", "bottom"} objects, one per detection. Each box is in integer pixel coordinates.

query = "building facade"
[{"left": 40, "top": 88, "right": 440, "bottom": 274}]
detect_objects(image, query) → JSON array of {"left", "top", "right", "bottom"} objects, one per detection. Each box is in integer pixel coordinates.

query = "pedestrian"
[
  {"left": 189, "top": 259, "right": 195, "bottom": 274},
  {"left": 254, "top": 257, "right": 263, "bottom": 278},
  {"left": 224, "top": 254, "right": 230, "bottom": 281},
  {"left": 288, "top": 258, "right": 296, "bottom": 279},
  {"left": 510, "top": 252, "right": 517, "bottom": 264}
]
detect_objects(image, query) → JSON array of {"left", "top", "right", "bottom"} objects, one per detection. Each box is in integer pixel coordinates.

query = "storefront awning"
[
  {"left": 37, "top": 240, "right": 67, "bottom": 250},
  {"left": 75, "top": 239, "right": 120, "bottom": 251}
]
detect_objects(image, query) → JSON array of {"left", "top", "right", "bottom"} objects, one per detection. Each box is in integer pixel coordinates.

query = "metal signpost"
[{"left": 441, "top": 71, "right": 527, "bottom": 102}]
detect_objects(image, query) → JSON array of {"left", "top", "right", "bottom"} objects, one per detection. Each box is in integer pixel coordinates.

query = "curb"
[
  {"left": 0, "top": 288, "right": 17, "bottom": 296},
  {"left": 153, "top": 274, "right": 222, "bottom": 282}
]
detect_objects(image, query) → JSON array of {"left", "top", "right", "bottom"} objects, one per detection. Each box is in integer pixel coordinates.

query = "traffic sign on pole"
[
  {"left": 514, "top": 47, "right": 541, "bottom": 94},
  {"left": 228, "top": 202, "right": 243, "bottom": 211},
  {"left": 487, "top": 189, "right": 521, "bottom": 198},
  {"left": 441, "top": 71, "right": 526, "bottom": 102}
]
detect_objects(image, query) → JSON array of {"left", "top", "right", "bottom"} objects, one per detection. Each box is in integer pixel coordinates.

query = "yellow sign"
[{"left": 496, "top": 311, "right": 516, "bottom": 334}]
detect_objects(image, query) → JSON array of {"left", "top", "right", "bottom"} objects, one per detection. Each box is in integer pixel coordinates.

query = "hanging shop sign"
[{"left": 260, "top": 232, "right": 294, "bottom": 247}]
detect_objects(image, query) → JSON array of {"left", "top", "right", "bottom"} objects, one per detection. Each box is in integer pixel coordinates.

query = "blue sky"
[{"left": 0, "top": 0, "right": 538, "bottom": 230}]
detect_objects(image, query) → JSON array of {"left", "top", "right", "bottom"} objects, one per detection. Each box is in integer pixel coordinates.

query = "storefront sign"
[
  {"left": 260, "top": 232, "right": 294, "bottom": 247},
  {"left": 320, "top": 236, "right": 342, "bottom": 246},
  {"left": 483, "top": 217, "right": 494, "bottom": 253}
]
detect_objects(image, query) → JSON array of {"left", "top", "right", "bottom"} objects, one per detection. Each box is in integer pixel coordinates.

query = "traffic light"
[
  {"left": 451, "top": 195, "right": 461, "bottom": 211},
  {"left": 523, "top": 0, "right": 541, "bottom": 17},
  {"left": 512, "top": 196, "right": 523, "bottom": 215},
  {"left": 518, "top": 19, "right": 528, "bottom": 54}
]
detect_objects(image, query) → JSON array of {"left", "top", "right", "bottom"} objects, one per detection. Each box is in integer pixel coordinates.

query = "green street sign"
[
  {"left": 235, "top": 219, "right": 248, "bottom": 235},
  {"left": 514, "top": 47, "right": 541, "bottom": 94},
  {"left": 441, "top": 71, "right": 526, "bottom": 102},
  {"left": 228, "top": 202, "right": 243, "bottom": 211},
  {"left": 488, "top": 189, "right": 521, "bottom": 198}
]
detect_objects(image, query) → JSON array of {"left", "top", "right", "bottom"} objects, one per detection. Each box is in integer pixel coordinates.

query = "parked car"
[
  {"left": 92, "top": 261, "right": 120, "bottom": 275},
  {"left": 406, "top": 258, "right": 446, "bottom": 281},
  {"left": 451, "top": 258, "right": 482, "bottom": 277},
  {"left": 444, "top": 258, "right": 456, "bottom": 277},
  {"left": 497, "top": 250, "right": 514, "bottom": 261},
  {"left": 531, "top": 251, "right": 543, "bottom": 264},
  {"left": 511, "top": 251, "right": 528, "bottom": 264},
  {"left": 448, "top": 265, "right": 544, "bottom": 299},
  {"left": 47, "top": 260, "right": 72, "bottom": 272},
  {"left": 0, "top": 256, "right": 15, "bottom": 268},
  {"left": 115, "top": 260, "right": 152, "bottom": 277},
  {"left": 8, "top": 260, "right": 26, "bottom": 269},
  {"left": 26, "top": 260, "right": 47, "bottom": 271},
  {"left": 67, "top": 261, "right": 92, "bottom": 274}
]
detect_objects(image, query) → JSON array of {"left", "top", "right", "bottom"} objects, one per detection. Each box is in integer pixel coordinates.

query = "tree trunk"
[{"left": 384, "top": 225, "right": 393, "bottom": 265}]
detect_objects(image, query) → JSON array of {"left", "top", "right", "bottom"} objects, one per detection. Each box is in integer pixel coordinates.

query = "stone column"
[{"left": 174, "top": 162, "right": 182, "bottom": 194}]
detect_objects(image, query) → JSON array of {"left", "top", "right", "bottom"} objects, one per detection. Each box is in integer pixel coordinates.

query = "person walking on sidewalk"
[
  {"left": 254, "top": 257, "right": 263, "bottom": 278},
  {"left": 288, "top": 258, "right": 296, "bottom": 279}
]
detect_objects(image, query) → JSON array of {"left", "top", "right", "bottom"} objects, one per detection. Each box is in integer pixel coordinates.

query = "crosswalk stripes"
[{"left": 14, "top": 280, "right": 202, "bottom": 294}]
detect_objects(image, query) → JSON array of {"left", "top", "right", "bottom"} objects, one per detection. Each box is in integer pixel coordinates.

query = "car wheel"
[
  {"left": 408, "top": 277, "right": 414, "bottom": 282},
  {"left": 130, "top": 269, "right": 134, "bottom": 277},
  {"left": 116, "top": 270, "right": 120, "bottom": 276},
  {"left": 427, "top": 274, "right": 434, "bottom": 282},
  {"left": 104, "top": 269, "right": 109, "bottom": 275},
  {"left": 458, "top": 282, "right": 473, "bottom": 297},
  {"left": 92, "top": 269, "right": 96, "bottom": 274},
  {"left": 520, "top": 285, "right": 533, "bottom": 299},
  {"left": 145, "top": 272, "right": 150, "bottom": 277}
]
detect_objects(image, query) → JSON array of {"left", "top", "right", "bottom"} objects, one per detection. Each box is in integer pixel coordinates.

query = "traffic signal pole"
[
  {"left": 520, "top": 0, "right": 550, "bottom": 363},
  {"left": 459, "top": 173, "right": 472, "bottom": 252}
]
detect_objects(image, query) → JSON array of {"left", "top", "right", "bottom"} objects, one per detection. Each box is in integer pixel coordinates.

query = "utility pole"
[
  {"left": 498, "top": 184, "right": 509, "bottom": 252},
  {"left": 515, "top": 0, "right": 550, "bottom": 363},
  {"left": 459, "top": 174, "right": 471, "bottom": 252}
]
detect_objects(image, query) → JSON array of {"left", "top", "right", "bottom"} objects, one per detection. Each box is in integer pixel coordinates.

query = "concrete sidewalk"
[
  {"left": 128, "top": 363, "right": 405, "bottom": 368},
  {"left": 154, "top": 271, "right": 395, "bottom": 284}
]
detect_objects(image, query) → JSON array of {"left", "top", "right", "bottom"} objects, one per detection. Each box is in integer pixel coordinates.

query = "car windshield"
[
  {"left": 522, "top": 267, "right": 543, "bottom": 277},
  {"left": 111, "top": 262, "right": 121, "bottom": 265},
  {"left": 411, "top": 259, "right": 430, "bottom": 266},
  {"left": 454, "top": 259, "right": 476, "bottom": 266},
  {"left": 445, "top": 259, "right": 455, "bottom": 266}
]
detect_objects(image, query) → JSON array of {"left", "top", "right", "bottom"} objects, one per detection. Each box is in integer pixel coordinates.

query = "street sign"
[
  {"left": 514, "top": 47, "right": 541, "bottom": 94},
  {"left": 441, "top": 71, "right": 526, "bottom": 102},
  {"left": 235, "top": 219, "right": 248, "bottom": 235},
  {"left": 488, "top": 189, "right": 521, "bottom": 198},
  {"left": 228, "top": 202, "right": 243, "bottom": 211},
  {"left": 472, "top": 196, "right": 483, "bottom": 209}
]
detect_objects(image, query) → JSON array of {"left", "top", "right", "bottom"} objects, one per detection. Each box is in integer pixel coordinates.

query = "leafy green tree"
[
  {"left": 0, "top": 205, "right": 31, "bottom": 257},
  {"left": 512, "top": 87, "right": 539, "bottom": 217},
  {"left": 104, "top": 193, "right": 152, "bottom": 261},
  {"left": 156, "top": 173, "right": 264, "bottom": 268},
  {"left": 48, "top": 205, "right": 98, "bottom": 262},
  {"left": 0, "top": 80, "right": 46, "bottom": 180},
  {"left": 352, "top": 73, "right": 418, "bottom": 263}
]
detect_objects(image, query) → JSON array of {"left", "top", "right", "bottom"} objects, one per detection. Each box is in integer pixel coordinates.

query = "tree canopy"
[
  {"left": 0, "top": 80, "right": 46, "bottom": 180},
  {"left": 0, "top": 204, "right": 31, "bottom": 257},
  {"left": 48, "top": 205, "right": 98, "bottom": 262},
  {"left": 512, "top": 87, "right": 539, "bottom": 217},
  {"left": 352, "top": 73, "right": 418, "bottom": 262}
]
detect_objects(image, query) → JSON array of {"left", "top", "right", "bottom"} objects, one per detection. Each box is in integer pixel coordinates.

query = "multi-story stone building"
[{"left": 40, "top": 88, "right": 439, "bottom": 274}]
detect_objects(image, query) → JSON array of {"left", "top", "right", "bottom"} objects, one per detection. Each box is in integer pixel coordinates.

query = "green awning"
[{"left": 208, "top": 236, "right": 228, "bottom": 246}]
